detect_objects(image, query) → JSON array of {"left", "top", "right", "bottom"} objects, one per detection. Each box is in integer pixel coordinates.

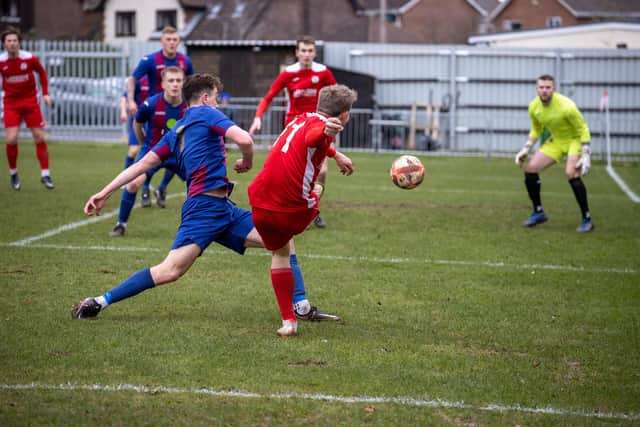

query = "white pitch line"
[
  {"left": 7, "top": 192, "right": 186, "bottom": 246},
  {"left": 2, "top": 242, "right": 637, "bottom": 275},
  {"left": 0, "top": 383, "right": 637, "bottom": 421},
  {"left": 606, "top": 165, "right": 640, "bottom": 203}
]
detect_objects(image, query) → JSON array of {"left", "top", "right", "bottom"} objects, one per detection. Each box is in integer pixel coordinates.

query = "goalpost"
[{"left": 601, "top": 89, "right": 640, "bottom": 203}]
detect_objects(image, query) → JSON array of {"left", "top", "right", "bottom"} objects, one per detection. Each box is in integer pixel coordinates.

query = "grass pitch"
[{"left": 1, "top": 142, "right": 639, "bottom": 426}]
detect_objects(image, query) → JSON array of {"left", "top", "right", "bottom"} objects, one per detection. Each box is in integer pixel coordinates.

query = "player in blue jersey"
[
  {"left": 125, "top": 26, "right": 194, "bottom": 117},
  {"left": 72, "top": 73, "right": 338, "bottom": 337},
  {"left": 110, "top": 66, "right": 187, "bottom": 237}
]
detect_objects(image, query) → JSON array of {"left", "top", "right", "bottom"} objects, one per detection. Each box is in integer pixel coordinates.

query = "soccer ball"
[{"left": 390, "top": 155, "right": 425, "bottom": 189}]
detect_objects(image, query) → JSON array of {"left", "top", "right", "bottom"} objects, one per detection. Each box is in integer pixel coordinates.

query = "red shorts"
[
  {"left": 252, "top": 206, "right": 318, "bottom": 251},
  {"left": 3, "top": 99, "right": 45, "bottom": 128}
]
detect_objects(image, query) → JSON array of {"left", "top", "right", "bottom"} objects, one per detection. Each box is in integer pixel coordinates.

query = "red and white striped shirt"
[
  {"left": 0, "top": 50, "right": 48, "bottom": 102},
  {"left": 255, "top": 62, "right": 336, "bottom": 126},
  {"left": 249, "top": 113, "right": 335, "bottom": 212}
]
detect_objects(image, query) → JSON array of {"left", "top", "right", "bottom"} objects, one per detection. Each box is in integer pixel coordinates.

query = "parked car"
[{"left": 48, "top": 76, "right": 125, "bottom": 126}]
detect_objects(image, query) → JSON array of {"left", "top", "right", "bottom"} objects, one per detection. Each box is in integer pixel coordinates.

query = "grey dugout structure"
[
  {"left": 1, "top": 40, "right": 638, "bottom": 160},
  {"left": 324, "top": 42, "right": 640, "bottom": 159}
]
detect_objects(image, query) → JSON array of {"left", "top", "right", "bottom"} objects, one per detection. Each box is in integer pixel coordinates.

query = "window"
[
  {"left": 115, "top": 11, "right": 136, "bottom": 37},
  {"left": 156, "top": 9, "right": 176, "bottom": 30},
  {"left": 546, "top": 16, "right": 562, "bottom": 28},
  {"left": 0, "top": 0, "right": 19, "bottom": 23},
  {"left": 232, "top": 3, "right": 245, "bottom": 18},
  {"left": 502, "top": 19, "right": 522, "bottom": 31}
]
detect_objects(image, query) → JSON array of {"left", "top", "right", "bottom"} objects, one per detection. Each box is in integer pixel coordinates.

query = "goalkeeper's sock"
[
  {"left": 290, "top": 254, "right": 308, "bottom": 305},
  {"left": 569, "top": 177, "right": 591, "bottom": 220},
  {"left": 103, "top": 268, "right": 155, "bottom": 305},
  {"left": 525, "top": 172, "right": 543, "bottom": 212}
]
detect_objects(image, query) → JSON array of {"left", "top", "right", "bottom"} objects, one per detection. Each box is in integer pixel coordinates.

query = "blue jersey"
[
  {"left": 153, "top": 105, "right": 235, "bottom": 199},
  {"left": 132, "top": 50, "right": 194, "bottom": 96},
  {"left": 135, "top": 92, "right": 187, "bottom": 148}
]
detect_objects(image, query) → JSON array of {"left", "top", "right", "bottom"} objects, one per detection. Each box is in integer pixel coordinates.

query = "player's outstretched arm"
[{"left": 83, "top": 152, "right": 161, "bottom": 216}]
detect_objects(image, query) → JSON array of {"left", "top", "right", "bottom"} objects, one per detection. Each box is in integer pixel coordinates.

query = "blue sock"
[
  {"left": 124, "top": 155, "right": 135, "bottom": 169},
  {"left": 104, "top": 268, "right": 155, "bottom": 305},
  {"left": 291, "top": 254, "right": 307, "bottom": 304},
  {"left": 158, "top": 170, "right": 174, "bottom": 192},
  {"left": 118, "top": 189, "right": 137, "bottom": 224},
  {"left": 142, "top": 179, "right": 151, "bottom": 193}
]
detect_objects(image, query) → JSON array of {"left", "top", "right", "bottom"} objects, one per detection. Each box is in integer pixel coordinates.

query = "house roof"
[
  {"left": 466, "top": 0, "right": 502, "bottom": 16},
  {"left": 468, "top": 21, "right": 640, "bottom": 44},
  {"left": 187, "top": 0, "right": 368, "bottom": 42},
  {"left": 357, "top": 0, "right": 496, "bottom": 16},
  {"left": 491, "top": 0, "right": 640, "bottom": 20},
  {"left": 559, "top": 0, "right": 640, "bottom": 17}
]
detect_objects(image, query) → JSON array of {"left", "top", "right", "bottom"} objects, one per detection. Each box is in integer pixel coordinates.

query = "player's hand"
[
  {"left": 576, "top": 144, "right": 591, "bottom": 176},
  {"left": 334, "top": 152, "right": 354, "bottom": 176},
  {"left": 324, "top": 118, "right": 344, "bottom": 137},
  {"left": 84, "top": 194, "right": 106, "bottom": 216},
  {"left": 43, "top": 95, "right": 52, "bottom": 108},
  {"left": 233, "top": 158, "right": 252, "bottom": 173},
  {"left": 127, "top": 99, "right": 138, "bottom": 116},
  {"left": 120, "top": 110, "right": 128, "bottom": 122},
  {"left": 515, "top": 140, "right": 534, "bottom": 165},
  {"left": 249, "top": 117, "right": 261, "bottom": 136}
]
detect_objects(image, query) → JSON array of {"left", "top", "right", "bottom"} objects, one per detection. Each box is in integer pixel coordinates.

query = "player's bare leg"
[
  {"left": 5, "top": 127, "right": 20, "bottom": 190},
  {"left": 72, "top": 244, "right": 200, "bottom": 319}
]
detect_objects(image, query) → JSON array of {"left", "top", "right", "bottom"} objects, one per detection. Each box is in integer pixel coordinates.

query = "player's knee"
[{"left": 156, "top": 262, "right": 185, "bottom": 283}]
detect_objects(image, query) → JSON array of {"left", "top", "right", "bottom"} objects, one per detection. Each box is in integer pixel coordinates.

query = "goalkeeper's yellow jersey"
[{"left": 528, "top": 92, "right": 591, "bottom": 144}]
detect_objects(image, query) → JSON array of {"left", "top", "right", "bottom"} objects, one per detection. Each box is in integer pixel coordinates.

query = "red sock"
[
  {"left": 5, "top": 143, "right": 18, "bottom": 170},
  {"left": 270, "top": 268, "right": 295, "bottom": 321},
  {"left": 35, "top": 141, "right": 49, "bottom": 170}
]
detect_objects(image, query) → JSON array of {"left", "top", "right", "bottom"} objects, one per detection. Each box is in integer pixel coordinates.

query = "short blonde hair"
[
  {"left": 161, "top": 26, "right": 178, "bottom": 35},
  {"left": 317, "top": 85, "right": 357, "bottom": 117}
]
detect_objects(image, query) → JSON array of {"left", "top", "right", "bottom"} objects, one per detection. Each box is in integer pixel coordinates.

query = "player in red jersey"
[
  {"left": 248, "top": 84, "right": 357, "bottom": 336},
  {"left": 249, "top": 35, "right": 336, "bottom": 229},
  {"left": 0, "top": 27, "right": 53, "bottom": 190}
]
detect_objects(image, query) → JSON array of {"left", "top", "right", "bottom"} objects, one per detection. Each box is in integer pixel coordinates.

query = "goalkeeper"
[{"left": 515, "top": 74, "right": 594, "bottom": 233}]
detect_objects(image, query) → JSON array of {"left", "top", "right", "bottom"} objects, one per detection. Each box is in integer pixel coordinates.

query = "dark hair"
[
  {"left": 183, "top": 74, "right": 223, "bottom": 104},
  {"left": 2, "top": 27, "right": 21, "bottom": 44},
  {"left": 317, "top": 84, "right": 357, "bottom": 117},
  {"left": 537, "top": 74, "right": 555, "bottom": 82},
  {"left": 296, "top": 35, "right": 316, "bottom": 49}
]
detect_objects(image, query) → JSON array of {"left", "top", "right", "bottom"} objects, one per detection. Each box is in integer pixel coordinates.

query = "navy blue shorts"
[
  {"left": 171, "top": 194, "right": 254, "bottom": 255},
  {"left": 127, "top": 117, "right": 139, "bottom": 146}
]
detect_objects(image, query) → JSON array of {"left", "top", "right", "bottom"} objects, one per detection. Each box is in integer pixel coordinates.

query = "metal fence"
[
  {"left": 1, "top": 40, "right": 638, "bottom": 159},
  {"left": 325, "top": 42, "right": 640, "bottom": 158}
]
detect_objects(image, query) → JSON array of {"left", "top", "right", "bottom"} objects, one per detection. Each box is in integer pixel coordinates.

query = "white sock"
[
  {"left": 95, "top": 296, "right": 109, "bottom": 309},
  {"left": 41, "top": 169, "right": 50, "bottom": 178},
  {"left": 294, "top": 299, "right": 311, "bottom": 315}
]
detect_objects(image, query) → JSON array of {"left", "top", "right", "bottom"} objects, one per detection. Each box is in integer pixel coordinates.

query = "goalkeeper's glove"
[
  {"left": 515, "top": 140, "right": 534, "bottom": 165},
  {"left": 576, "top": 144, "right": 591, "bottom": 176}
]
